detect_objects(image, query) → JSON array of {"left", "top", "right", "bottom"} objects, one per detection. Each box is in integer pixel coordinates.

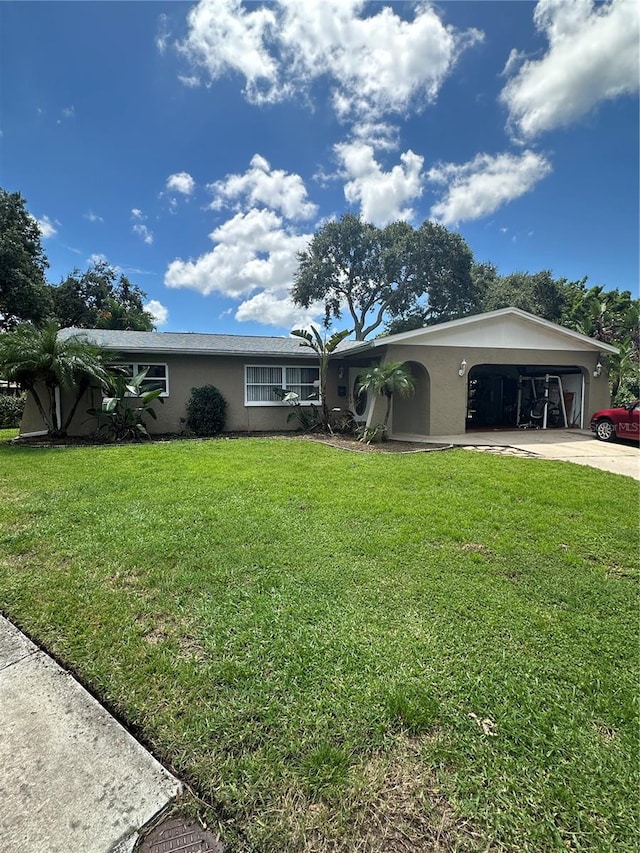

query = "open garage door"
[{"left": 466, "top": 364, "right": 585, "bottom": 431}]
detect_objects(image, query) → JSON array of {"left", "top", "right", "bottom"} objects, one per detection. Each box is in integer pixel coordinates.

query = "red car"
[{"left": 590, "top": 400, "right": 640, "bottom": 443}]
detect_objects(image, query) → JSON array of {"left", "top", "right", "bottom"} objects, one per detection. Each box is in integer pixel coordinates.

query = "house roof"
[
  {"left": 59, "top": 327, "right": 316, "bottom": 358},
  {"left": 59, "top": 308, "right": 618, "bottom": 359},
  {"left": 337, "top": 307, "right": 619, "bottom": 356}
]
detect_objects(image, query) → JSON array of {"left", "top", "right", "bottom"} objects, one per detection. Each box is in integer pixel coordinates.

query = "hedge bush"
[
  {"left": 185, "top": 385, "right": 227, "bottom": 436},
  {"left": 0, "top": 394, "right": 25, "bottom": 428}
]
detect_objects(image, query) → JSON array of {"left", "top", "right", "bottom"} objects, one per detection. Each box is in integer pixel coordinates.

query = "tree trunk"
[
  {"left": 382, "top": 392, "right": 392, "bottom": 438},
  {"left": 47, "top": 382, "right": 62, "bottom": 437}
]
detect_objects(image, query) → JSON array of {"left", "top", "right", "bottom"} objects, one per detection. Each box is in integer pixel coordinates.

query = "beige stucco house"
[{"left": 20, "top": 308, "right": 617, "bottom": 439}]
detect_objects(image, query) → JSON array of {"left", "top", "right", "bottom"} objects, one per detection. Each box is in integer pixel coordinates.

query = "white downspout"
[{"left": 55, "top": 386, "right": 62, "bottom": 431}]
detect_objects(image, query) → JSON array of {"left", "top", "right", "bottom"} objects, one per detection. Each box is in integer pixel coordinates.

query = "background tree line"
[{"left": 0, "top": 188, "right": 155, "bottom": 333}]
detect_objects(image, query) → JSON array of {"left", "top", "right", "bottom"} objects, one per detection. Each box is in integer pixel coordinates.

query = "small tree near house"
[
  {"left": 356, "top": 361, "right": 416, "bottom": 441},
  {"left": 0, "top": 322, "right": 109, "bottom": 437},
  {"left": 289, "top": 327, "right": 351, "bottom": 431}
]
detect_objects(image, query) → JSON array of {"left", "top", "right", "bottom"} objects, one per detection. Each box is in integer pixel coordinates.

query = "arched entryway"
[{"left": 392, "top": 361, "right": 430, "bottom": 435}]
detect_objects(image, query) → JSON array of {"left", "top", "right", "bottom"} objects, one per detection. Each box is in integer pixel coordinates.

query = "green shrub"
[
  {"left": 0, "top": 394, "right": 25, "bottom": 428},
  {"left": 185, "top": 385, "right": 227, "bottom": 436}
]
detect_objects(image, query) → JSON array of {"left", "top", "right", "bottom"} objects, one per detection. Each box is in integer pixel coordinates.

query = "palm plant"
[
  {"left": 290, "top": 326, "right": 351, "bottom": 430},
  {"left": 356, "top": 360, "right": 415, "bottom": 440},
  {"left": 87, "top": 367, "right": 164, "bottom": 441},
  {"left": 0, "top": 322, "right": 108, "bottom": 436}
]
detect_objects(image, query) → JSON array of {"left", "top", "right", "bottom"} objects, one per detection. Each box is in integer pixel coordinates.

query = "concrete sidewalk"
[
  {"left": 394, "top": 429, "right": 640, "bottom": 480},
  {"left": 0, "top": 616, "right": 182, "bottom": 853}
]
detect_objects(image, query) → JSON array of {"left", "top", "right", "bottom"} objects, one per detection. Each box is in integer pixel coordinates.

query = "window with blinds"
[{"left": 245, "top": 365, "right": 320, "bottom": 405}]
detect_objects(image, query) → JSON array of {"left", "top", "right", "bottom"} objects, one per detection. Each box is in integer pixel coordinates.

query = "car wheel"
[{"left": 595, "top": 419, "right": 615, "bottom": 442}]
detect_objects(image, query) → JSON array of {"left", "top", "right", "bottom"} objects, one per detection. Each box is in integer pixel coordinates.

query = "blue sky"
[{"left": 1, "top": 0, "right": 638, "bottom": 335}]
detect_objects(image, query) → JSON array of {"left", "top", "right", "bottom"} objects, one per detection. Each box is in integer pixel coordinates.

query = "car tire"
[{"left": 595, "top": 419, "right": 615, "bottom": 442}]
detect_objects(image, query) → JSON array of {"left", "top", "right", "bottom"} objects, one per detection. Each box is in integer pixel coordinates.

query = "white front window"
[
  {"left": 245, "top": 365, "right": 320, "bottom": 406},
  {"left": 108, "top": 362, "right": 169, "bottom": 396}
]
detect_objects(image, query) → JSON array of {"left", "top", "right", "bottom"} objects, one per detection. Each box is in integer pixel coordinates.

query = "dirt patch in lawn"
[
  {"left": 264, "top": 735, "right": 482, "bottom": 853},
  {"left": 297, "top": 434, "right": 453, "bottom": 454},
  {"left": 7, "top": 431, "right": 453, "bottom": 454}
]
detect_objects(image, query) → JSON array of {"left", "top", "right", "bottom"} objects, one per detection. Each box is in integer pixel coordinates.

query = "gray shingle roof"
[{"left": 59, "top": 328, "right": 324, "bottom": 357}]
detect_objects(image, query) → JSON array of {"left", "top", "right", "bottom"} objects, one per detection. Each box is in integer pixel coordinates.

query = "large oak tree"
[{"left": 291, "top": 214, "right": 477, "bottom": 340}]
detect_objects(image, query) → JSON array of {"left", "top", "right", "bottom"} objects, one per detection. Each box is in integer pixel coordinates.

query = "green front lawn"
[{"left": 0, "top": 439, "right": 637, "bottom": 851}]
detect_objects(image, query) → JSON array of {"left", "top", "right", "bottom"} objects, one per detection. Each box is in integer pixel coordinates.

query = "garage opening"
[{"left": 466, "top": 365, "right": 585, "bottom": 431}]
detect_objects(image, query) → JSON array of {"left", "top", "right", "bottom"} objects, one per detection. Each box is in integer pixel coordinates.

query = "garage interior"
[{"left": 465, "top": 364, "right": 585, "bottom": 431}]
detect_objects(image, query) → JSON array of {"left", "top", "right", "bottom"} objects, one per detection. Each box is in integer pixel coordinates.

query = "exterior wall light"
[
  {"left": 593, "top": 362, "right": 602, "bottom": 378},
  {"left": 458, "top": 359, "right": 467, "bottom": 377},
  {"left": 338, "top": 365, "right": 345, "bottom": 380}
]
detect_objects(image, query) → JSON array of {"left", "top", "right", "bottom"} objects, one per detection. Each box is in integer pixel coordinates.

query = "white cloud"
[
  {"left": 335, "top": 142, "right": 424, "bottom": 226},
  {"left": 87, "top": 253, "right": 108, "bottom": 266},
  {"left": 144, "top": 299, "right": 169, "bottom": 326},
  {"left": 131, "top": 209, "right": 154, "bottom": 244},
  {"left": 165, "top": 207, "right": 318, "bottom": 328},
  {"left": 35, "top": 215, "right": 57, "bottom": 239},
  {"left": 56, "top": 106, "right": 75, "bottom": 125},
  {"left": 501, "top": 49, "right": 528, "bottom": 78},
  {"left": 166, "top": 171, "right": 196, "bottom": 195},
  {"left": 428, "top": 150, "right": 552, "bottom": 225},
  {"left": 177, "top": 0, "right": 482, "bottom": 124},
  {"left": 133, "top": 224, "right": 154, "bottom": 245},
  {"left": 501, "top": 0, "right": 639, "bottom": 138},
  {"left": 84, "top": 210, "right": 103, "bottom": 223},
  {"left": 177, "top": 74, "right": 200, "bottom": 87},
  {"left": 234, "top": 291, "right": 320, "bottom": 328},
  {"left": 165, "top": 207, "right": 311, "bottom": 298},
  {"left": 209, "top": 154, "right": 317, "bottom": 220},
  {"left": 349, "top": 121, "right": 400, "bottom": 152},
  {"left": 178, "top": 0, "right": 280, "bottom": 102},
  {"left": 156, "top": 13, "right": 170, "bottom": 54}
]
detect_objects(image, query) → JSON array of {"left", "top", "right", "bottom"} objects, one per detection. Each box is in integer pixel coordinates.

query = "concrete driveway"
[{"left": 397, "top": 429, "right": 640, "bottom": 480}]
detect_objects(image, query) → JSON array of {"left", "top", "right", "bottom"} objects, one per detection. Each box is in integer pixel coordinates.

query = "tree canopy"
[
  {"left": 562, "top": 282, "right": 639, "bottom": 403},
  {"left": 50, "top": 260, "right": 155, "bottom": 331},
  {"left": 0, "top": 188, "right": 53, "bottom": 331},
  {"left": 0, "top": 187, "right": 156, "bottom": 332},
  {"left": 479, "top": 268, "right": 577, "bottom": 324},
  {"left": 291, "top": 214, "right": 477, "bottom": 340}
]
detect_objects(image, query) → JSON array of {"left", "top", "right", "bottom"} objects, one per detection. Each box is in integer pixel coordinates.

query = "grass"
[
  {"left": 0, "top": 437, "right": 638, "bottom": 851},
  {"left": 0, "top": 427, "right": 19, "bottom": 441}
]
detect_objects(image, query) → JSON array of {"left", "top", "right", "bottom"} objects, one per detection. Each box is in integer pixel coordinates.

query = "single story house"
[{"left": 20, "top": 307, "right": 617, "bottom": 438}]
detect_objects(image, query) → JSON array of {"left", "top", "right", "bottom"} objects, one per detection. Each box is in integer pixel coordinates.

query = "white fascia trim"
[
  {"left": 19, "top": 430, "right": 48, "bottom": 438},
  {"left": 338, "top": 308, "right": 619, "bottom": 355}
]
